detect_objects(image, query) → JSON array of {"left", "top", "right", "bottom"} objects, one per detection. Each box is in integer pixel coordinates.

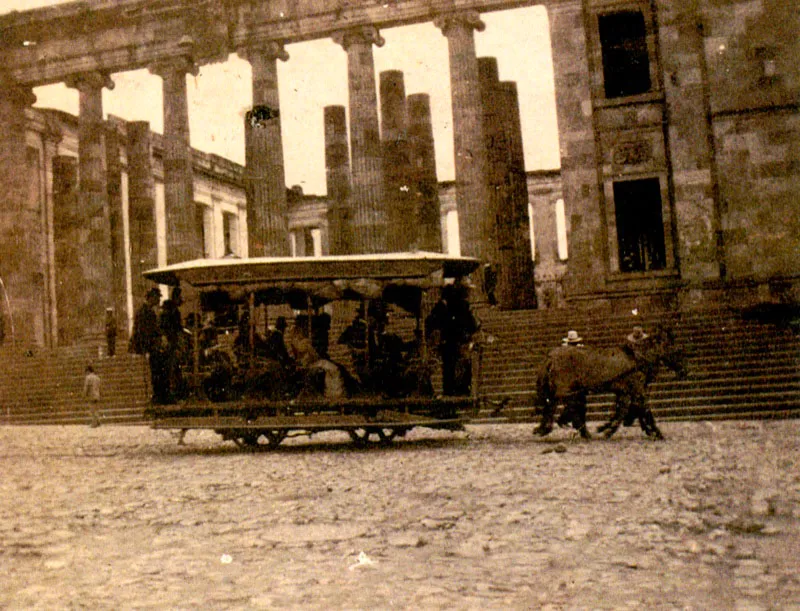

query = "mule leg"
[
  {"left": 534, "top": 398, "right": 555, "bottom": 436},
  {"left": 640, "top": 407, "right": 664, "bottom": 440},
  {"left": 567, "top": 394, "right": 591, "bottom": 440},
  {"left": 602, "top": 392, "right": 629, "bottom": 439}
]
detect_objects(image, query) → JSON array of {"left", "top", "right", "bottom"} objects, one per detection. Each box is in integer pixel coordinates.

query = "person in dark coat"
[
  {"left": 159, "top": 287, "right": 185, "bottom": 402},
  {"left": 425, "top": 281, "right": 480, "bottom": 396},
  {"left": 104, "top": 308, "right": 117, "bottom": 357},
  {"left": 130, "top": 287, "right": 170, "bottom": 404}
]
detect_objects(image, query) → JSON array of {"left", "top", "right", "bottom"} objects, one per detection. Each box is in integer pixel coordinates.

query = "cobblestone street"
[{"left": 1, "top": 421, "right": 799, "bottom": 609}]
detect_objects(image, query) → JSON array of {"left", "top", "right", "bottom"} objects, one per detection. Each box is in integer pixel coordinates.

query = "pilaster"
[{"left": 547, "top": 1, "right": 605, "bottom": 298}]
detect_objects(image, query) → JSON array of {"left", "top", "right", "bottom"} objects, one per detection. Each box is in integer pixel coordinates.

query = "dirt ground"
[{"left": 1, "top": 420, "right": 799, "bottom": 610}]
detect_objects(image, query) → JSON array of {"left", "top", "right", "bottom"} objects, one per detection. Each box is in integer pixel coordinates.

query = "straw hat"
[
  {"left": 563, "top": 330, "right": 583, "bottom": 344},
  {"left": 627, "top": 326, "right": 649, "bottom": 343}
]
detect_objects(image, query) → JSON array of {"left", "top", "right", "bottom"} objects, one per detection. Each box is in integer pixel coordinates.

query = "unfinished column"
[
  {"left": 65, "top": 70, "right": 115, "bottom": 335},
  {"left": 150, "top": 46, "right": 202, "bottom": 264},
  {"left": 333, "top": 26, "right": 387, "bottom": 254},
  {"left": 498, "top": 80, "right": 537, "bottom": 309},
  {"left": 240, "top": 41, "right": 291, "bottom": 257},
  {"left": 380, "top": 70, "right": 413, "bottom": 252},
  {"left": 324, "top": 105, "right": 352, "bottom": 255},
  {"left": 434, "top": 11, "right": 493, "bottom": 262},
  {"left": 127, "top": 121, "right": 157, "bottom": 304},
  {"left": 407, "top": 93, "right": 442, "bottom": 252}
]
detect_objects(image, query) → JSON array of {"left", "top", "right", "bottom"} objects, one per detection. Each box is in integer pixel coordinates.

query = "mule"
[{"left": 533, "top": 327, "right": 686, "bottom": 440}]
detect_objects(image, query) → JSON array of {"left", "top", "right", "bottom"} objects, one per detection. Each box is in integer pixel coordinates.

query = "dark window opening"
[
  {"left": 196, "top": 205, "right": 208, "bottom": 258},
  {"left": 613, "top": 178, "right": 666, "bottom": 272},
  {"left": 599, "top": 10, "right": 651, "bottom": 98}
]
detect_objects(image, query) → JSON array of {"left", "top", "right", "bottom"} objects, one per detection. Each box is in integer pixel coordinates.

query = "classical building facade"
[
  {"left": 9, "top": 107, "right": 248, "bottom": 347},
  {"left": 0, "top": 0, "right": 797, "bottom": 347}
]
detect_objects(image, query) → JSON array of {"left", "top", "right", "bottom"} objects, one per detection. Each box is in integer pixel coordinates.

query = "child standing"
[{"left": 83, "top": 365, "right": 102, "bottom": 428}]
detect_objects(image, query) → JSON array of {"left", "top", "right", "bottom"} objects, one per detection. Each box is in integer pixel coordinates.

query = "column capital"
[
  {"left": 332, "top": 25, "right": 385, "bottom": 51},
  {"left": 433, "top": 11, "right": 485, "bottom": 36},
  {"left": 238, "top": 40, "right": 289, "bottom": 63},
  {"left": 65, "top": 70, "right": 115, "bottom": 93},
  {"left": 149, "top": 38, "right": 199, "bottom": 79}
]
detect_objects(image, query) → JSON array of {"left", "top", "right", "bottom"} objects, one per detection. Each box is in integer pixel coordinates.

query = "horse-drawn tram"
[{"left": 141, "top": 253, "right": 490, "bottom": 448}]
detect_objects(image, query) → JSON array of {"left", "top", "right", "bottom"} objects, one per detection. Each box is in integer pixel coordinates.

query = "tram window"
[
  {"left": 613, "top": 178, "right": 666, "bottom": 272},
  {"left": 598, "top": 10, "right": 651, "bottom": 99}
]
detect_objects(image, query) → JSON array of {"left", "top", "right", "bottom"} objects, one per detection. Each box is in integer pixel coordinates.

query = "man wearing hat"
[
  {"left": 130, "top": 287, "right": 170, "bottom": 404},
  {"left": 160, "top": 287, "right": 186, "bottom": 403},
  {"left": 624, "top": 325, "right": 650, "bottom": 363},
  {"left": 556, "top": 330, "right": 587, "bottom": 431}
]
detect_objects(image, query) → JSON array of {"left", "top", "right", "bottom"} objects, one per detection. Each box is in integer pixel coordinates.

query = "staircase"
[
  {"left": 0, "top": 341, "right": 151, "bottom": 425},
  {"left": 475, "top": 305, "right": 800, "bottom": 424},
  {"left": 1, "top": 305, "right": 798, "bottom": 426}
]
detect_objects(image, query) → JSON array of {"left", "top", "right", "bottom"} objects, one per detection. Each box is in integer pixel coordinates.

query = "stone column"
[
  {"left": 407, "top": 94, "right": 442, "bottom": 252},
  {"left": 333, "top": 26, "right": 387, "bottom": 254},
  {"left": 52, "top": 155, "right": 81, "bottom": 345},
  {"left": 324, "top": 105, "right": 352, "bottom": 255},
  {"left": 0, "top": 75, "right": 37, "bottom": 345},
  {"left": 41, "top": 116, "right": 63, "bottom": 347},
  {"left": 657, "top": 5, "right": 722, "bottom": 285},
  {"left": 127, "top": 121, "right": 157, "bottom": 304},
  {"left": 105, "top": 123, "right": 127, "bottom": 332},
  {"left": 435, "top": 11, "right": 493, "bottom": 262},
  {"left": 65, "top": 70, "right": 115, "bottom": 336},
  {"left": 499, "top": 80, "right": 537, "bottom": 309},
  {"left": 240, "top": 41, "right": 291, "bottom": 257},
  {"left": 380, "top": 70, "right": 413, "bottom": 252},
  {"left": 150, "top": 49, "right": 202, "bottom": 264},
  {"left": 548, "top": 1, "right": 604, "bottom": 298}
]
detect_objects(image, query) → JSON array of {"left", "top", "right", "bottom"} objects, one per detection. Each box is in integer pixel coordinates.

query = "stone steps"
[{"left": 1, "top": 305, "right": 798, "bottom": 426}]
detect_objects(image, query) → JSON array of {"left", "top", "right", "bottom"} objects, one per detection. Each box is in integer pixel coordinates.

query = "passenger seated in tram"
[
  {"left": 287, "top": 314, "right": 321, "bottom": 369},
  {"left": 262, "top": 316, "right": 292, "bottom": 369},
  {"left": 337, "top": 303, "right": 369, "bottom": 385}
]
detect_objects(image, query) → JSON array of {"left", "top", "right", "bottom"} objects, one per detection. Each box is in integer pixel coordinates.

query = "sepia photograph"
[{"left": 0, "top": 0, "right": 798, "bottom": 608}]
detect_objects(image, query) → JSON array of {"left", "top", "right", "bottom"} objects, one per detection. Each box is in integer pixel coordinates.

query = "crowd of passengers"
[{"left": 131, "top": 280, "right": 480, "bottom": 405}]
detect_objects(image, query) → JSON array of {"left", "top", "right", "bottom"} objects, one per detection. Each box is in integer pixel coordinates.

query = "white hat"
[
  {"left": 627, "top": 326, "right": 649, "bottom": 343},
  {"left": 563, "top": 330, "right": 583, "bottom": 344}
]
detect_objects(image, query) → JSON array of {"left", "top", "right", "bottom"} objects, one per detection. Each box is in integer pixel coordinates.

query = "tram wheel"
[
  {"left": 376, "top": 428, "right": 397, "bottom": 445},
  {"left": 348, "top": 427, "right": 398, "bottom": 447},
  {"left": 239, "top": 430, "right": 286, "bottom": 450},
  {"left": 348, "top": 428, "right": 371, "bottom": 447}
]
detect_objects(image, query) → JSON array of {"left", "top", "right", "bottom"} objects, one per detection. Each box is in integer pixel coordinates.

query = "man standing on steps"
[
  {"left": 105, "top": 308, "right": 118, "bottom": 357},
  {"left": 83, "top": 364, "right": 102, "bottom": 427}
]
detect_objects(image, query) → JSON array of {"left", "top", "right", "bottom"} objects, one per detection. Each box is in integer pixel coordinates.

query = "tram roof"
[{"left": 143, "top": 252, "right": 482, "bottom": 289}]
